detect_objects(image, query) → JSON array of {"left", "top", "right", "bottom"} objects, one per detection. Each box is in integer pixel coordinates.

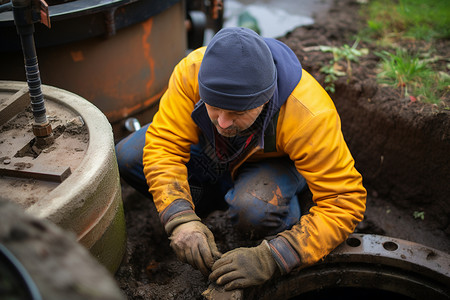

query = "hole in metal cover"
[
  {"left": 383, "top": 241, "right": 399, "bottom": 251},
  {"left": 346, "top": 237, "right": 361, "bottom": 247}
]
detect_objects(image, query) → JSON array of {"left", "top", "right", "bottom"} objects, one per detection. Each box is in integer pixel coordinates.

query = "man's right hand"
[{"left": 170, "top": 220, "right": 222, "bottom": 276}]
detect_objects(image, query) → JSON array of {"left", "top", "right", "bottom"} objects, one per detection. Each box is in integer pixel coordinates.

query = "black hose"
[
  {"left": 0, "top": 243, "right": 43, "bottom": 300},
  {"left": 21, "top": 34, "right": 47, "bottom": 124},
  {"left": 13, "top": 0, "right": 48, "bottom": 124}
]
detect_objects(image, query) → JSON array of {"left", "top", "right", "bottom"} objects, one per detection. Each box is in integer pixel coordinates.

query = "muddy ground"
[{"left": 114, "top": 0, "right": 450, "bottom": 299}]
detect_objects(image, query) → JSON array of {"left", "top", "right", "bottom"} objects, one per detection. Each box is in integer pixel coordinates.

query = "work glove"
[
  {"left": 209, "top": 240, "right": 277, "bottom": 290},
  {"left": 169, "top": 217, "right": 222, "bottom": 276}
]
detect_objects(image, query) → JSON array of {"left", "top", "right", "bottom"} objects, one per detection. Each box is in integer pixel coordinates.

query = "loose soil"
[{"left": 114, "top": 0, "right": 450, "bottom": 299}]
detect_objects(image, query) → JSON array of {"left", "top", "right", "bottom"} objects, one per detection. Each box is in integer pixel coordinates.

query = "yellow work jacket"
[{"left": 143, "top": 47, "right": 366, "bottom": 271}]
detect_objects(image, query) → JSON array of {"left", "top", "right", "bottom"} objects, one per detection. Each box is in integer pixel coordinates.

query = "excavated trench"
[
  {"left": 115, "top": 1, "right": 450, "bottom": 298},
  {"left": 112, "top": 64, "right": 450, "bottom": 298},
  {"left": 0, "top": 0, "right": 448, "bottom": 299}
]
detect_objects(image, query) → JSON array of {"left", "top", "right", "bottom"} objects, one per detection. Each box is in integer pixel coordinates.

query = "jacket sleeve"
[
  {"left": 142, "top": 48, "right": 204, "bottom": 225},
  {"left": 267, "top": 72, "right": 367, "bottom": 273}
]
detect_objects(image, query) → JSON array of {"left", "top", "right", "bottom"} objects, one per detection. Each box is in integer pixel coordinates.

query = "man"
[{"left": 116, "top": 27, "right": 366, "bottom": 290}]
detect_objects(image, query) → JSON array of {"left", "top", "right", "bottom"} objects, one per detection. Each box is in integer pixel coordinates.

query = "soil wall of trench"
[
  {"left": 279, "top": 0, "right": 450, "bottom": 240},
  {"left": 333, "top": 78, "right": 450, "bottom": 223}
]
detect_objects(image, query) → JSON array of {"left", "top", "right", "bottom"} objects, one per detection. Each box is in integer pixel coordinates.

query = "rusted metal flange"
[
  {"left": 32, "top": 122, "right": 52, "bottom": 138},
  {"left": 250, "top": 234, "right": 450, "bottom": 300}
]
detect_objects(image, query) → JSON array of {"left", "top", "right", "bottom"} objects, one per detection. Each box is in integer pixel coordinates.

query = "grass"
[
  {"left": 361, "top": 0, "right": 450, "bottom": 43},
  {"left": 376, "top": 49, "right": 450, "bottom": 103},
  {"left": 357, "top": 0, "right": 450, "bottom": 105},
  {"left": 315, "top": 0, "right": 449, "bottom": 106}
]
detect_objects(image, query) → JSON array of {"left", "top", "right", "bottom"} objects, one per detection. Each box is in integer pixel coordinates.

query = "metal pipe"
[
  {"left": 104, "top": 7, "right": 117, "bottom": 37},
  {"left": 12, "top": 0, "right": 50, "bottom": 129},
  {"left": 22, "top": 36, "right": 47, "bottom": 124}
]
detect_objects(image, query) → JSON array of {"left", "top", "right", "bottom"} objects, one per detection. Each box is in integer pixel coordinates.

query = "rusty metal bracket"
[
  {"left": 35, "top": 0, "right": 50, "bottom": 28},
  {"left": 103, "top": 7, "right": 117, "bottom": 37},
  {"left": 11, "top": 0, "right": 50, "bottom": 27}
]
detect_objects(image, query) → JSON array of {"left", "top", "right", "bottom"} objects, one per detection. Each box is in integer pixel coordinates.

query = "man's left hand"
[{"left": 209, "top": 240, "right": 277, "bottom": 290}]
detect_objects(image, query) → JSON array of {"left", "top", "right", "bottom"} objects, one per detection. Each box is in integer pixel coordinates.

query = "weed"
[
  {"left": 319, "top": 40, "right": 369, "bottom": 93},
  {"left": 413, "top": 211, "right": 425, "bottom": 220},
  {"left": 358, "top": 0, "right": 450, "bottom": 106},
  {"left": 376, "top": 49, "right": 449, "bottom": 104}
]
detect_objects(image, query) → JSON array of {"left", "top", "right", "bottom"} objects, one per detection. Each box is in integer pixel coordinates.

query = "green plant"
[
  {"left": 414, "top": 71, "right": 450, "bottom": 104},
  {"left": 319, "top": 40, "right": 369, "bottom": 93},
  {"left": 357, "top": 0, "right": 450, "bottom": 106},
  {"left": 413, "top": 211, "right": 425, "bottom": 220},
  {"left": 376, "top": 49, "right": 448, "bottom": 104},
  {"left": 319, "top": 64, "right": 342, "bottom": 93},
  {"left": 376, "top": 49, "right": 427, "bottom": 94}
]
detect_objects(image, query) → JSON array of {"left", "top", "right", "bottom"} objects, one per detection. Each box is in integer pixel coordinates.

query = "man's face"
[{"left": 205, "top": 103, "right": 265, "bottom": 137}]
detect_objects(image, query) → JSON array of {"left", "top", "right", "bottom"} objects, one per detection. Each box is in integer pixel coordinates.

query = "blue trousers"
[{"left": 115, "top": 124, "right": 306, "bottom": 238}]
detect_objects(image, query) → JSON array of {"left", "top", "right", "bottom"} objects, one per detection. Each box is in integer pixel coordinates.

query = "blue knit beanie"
[{"left": 198, "top": 27, "right": 277, "bottom": 111}]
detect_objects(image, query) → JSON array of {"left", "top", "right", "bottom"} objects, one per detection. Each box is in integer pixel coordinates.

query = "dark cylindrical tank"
[{"left": 0, "top": 0, "right": 187, "bottom": 139}]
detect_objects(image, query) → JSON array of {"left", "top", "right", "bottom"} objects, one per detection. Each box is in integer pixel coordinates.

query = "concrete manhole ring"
[{"left": 0, "top": 81, "right": 126, "bottom": 273}]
